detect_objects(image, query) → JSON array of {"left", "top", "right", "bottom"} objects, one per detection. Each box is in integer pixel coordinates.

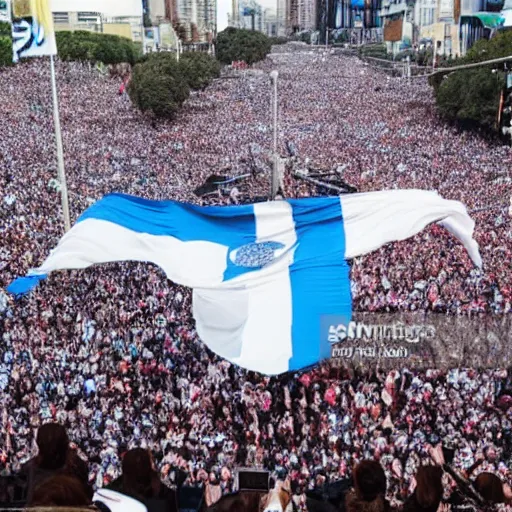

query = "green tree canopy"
[
  {"left": 179, "top": 52, "right": 220, "bottom": 90},
  {"left": 0, "top": 36, "right": 12, "bottom": 68},
  {"left": 128, "top": 55, "right": 190, "bottom": 119},
  {"left": 216, "top": 27, "right": 272, "bottom": 65},
  {"left": 464, "top": 29, "right": 512, "bottom": 63},
  {"left": 436, "top": 67, "right": 503, "bottom": 130},
  {"left": 55, "top": 31, "right": 141, "bottom": 65},
  {"left": 0, "top": 20, "right": 10, "bottom": 37},
  {"left": 431, "top": 30, "right": 512, "bottom": 131},
  {"left": 0, "top": 21, "right": 11, "bottom": 68}
]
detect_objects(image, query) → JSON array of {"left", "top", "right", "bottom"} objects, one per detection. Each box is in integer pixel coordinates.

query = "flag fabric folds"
[
  {"left": 7, "top": 190, "right": 482, "bottom": 375},
  {"left": 11, "top": 0, "right": 57, "bottom": 63}
]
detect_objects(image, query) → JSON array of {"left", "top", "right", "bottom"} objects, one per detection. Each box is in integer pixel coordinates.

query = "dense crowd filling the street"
[{"left": 1, "top": 46, "right": 512, "bottom": 510}]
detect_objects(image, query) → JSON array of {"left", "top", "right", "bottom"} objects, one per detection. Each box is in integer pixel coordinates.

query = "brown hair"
[
  {"left": 206, "top": 490, "right": 265, "bottom": 512},
  {"left": 415, "top": 466, "right": 444, "bottom": 509},
  {"left": 36, "top": 423, "right": 69, "bottom": 471},
  {"left": 30, "top": 475, "right": 90, "bottom": 507},
  {"left": 475, "top": 473, "right": 506, "bottom": 504},
  {"left": 354, "top": 461, "right": 387, "bottom": 502},
  {"left": 122, "top": 448, "right": 160, "bottom": 501}
]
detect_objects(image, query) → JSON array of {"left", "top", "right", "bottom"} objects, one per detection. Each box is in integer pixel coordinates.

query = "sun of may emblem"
[{"left": 230, "top": 241, "right": 286, "bottom": 268}]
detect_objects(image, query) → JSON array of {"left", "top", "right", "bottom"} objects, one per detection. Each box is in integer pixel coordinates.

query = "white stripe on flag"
[
  {"left": 234, "top": 201, "right": 297, "bottom": 374},
  {"left": 340, "top": 190, "right": 482, "bottom": 267},
  {"left": 36, "top": 218, "right": 230, "bottom": 288},
  {"left": 194, "top": 201, "right": 298, "bottom": 374}
]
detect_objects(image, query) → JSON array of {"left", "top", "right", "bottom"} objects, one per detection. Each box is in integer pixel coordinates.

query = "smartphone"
[
  {"left": 236, "top": 469, "right": 270, "bottom": 492},
  {"left": 442, "top": 445, "right": 455, "bottom": 465}
]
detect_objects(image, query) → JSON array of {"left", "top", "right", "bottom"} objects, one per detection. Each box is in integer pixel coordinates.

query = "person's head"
[
  {"left": 353, "top": 460, "right": 387, "bottom": 502},
  {"left": 30, "top": 475, "right": 90, "bottom": 507},
  {"left": 414, "top": 466, "right": 444, "bottom": 510},
  {"left": 485, "top": 446, "right": 497, "bottom": 462},
  {"left": 36, "top": 423, "right": 69, "bottom": 470},
  {"left": 474, "top": 473, "right": 506, "bottom": 504},
  {"left": 122, "top": 448, "right": 157, "bottom": 499}
]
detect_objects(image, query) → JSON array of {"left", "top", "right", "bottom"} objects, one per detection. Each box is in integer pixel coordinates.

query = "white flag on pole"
[{"left": 11, "top": 0, "right": 57, "bottom": 62}]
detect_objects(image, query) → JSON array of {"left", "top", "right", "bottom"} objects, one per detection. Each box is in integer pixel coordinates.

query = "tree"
[
  {"left": 55, "top": 31, "right": 141, "bottom": 66},
  {"left": 179, "top": 52, "right": 220, "bottom": 90},
  {"left": 436, "top": 68, "right": 503, "bottom": 130},
  {"left": 216, "top": 28, "right": 272, "bottom": 65},
  {"left": 0, "top": 36, "right": 12, "bottom": 68},
  {"left": 465, "top": 29, "right": 512, "bottom": 64},
  {"left": 173, "top": 23, "right": 187, "bottom": 42},
  {"left": 0, "top": 20, "right": 10, "bottom": 37},
  {"left": 0, "top": 21, "right": 12, "bottom": 68},
  {"left": 128, "top": 56, "right": 190, "bottom": 119},
  {"left": 431, "top": 30, "right": 512, "bottom": 131}
]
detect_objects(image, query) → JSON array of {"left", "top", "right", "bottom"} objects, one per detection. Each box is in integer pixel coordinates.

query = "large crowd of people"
[{"left": 1, "top": 45, "right": 512, "bottom": 510}]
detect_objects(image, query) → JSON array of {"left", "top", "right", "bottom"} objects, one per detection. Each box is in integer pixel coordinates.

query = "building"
[
  {"left": 264, "top": 9, "right": 279, "bottom": 35},
  {"left": 285, "top": 0, "right": 316, "bottom": 31},
  {"left": 144, "top": 0, "right": 216, "bottom": 42},
  {"left": 379, "top": 0, "right": 415, "bottom": 53},
  {"left": 51, "top": 0, "right": 143, "bottom": 40},
  {"left": 171, "top": 0, "right": 216, "bottom": 41},
  {"left": 415, "top": 0, "right": 461, "bottom": 55},
  {"left": 276, "top": 0, "right": 288, "bottom": 34},
  {"left": 229, "top": 0, "right": 265, "bottom": 31},
  {"left": 51, "top": 0, "right": 143, "bottom": 18},
  {"left": 458, "top": 0, "right": 510, "bottom": 54},
  {"left": 502, "top": 0, "right": 512, "bottom": 27},
  {"left": 318, "top": 0, "right": 382, "bottom": 43}
]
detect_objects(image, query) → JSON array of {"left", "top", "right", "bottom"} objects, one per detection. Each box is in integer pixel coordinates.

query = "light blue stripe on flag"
[{"left": 287, "top": 197, "right": 352, "bottom": 370}]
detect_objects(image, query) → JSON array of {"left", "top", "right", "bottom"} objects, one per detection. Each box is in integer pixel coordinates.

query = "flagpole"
[{"left": 50, "top": 54, "right": 71, "bottom": 232}]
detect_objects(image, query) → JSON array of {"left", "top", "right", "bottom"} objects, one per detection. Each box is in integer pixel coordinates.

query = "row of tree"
[
  {"left": 128, "top": 52, "right": 220, "bottom": 119},
  {"left": 0, "top": 24, "right": 141, "bottom": 68},
  {"left": 129, "top": 28, "right": 272, "bottom": 119},
  {"left": 0, "top": 25, "right": 273, "bottom": 120},
  {"left": 55, "top": 31, "right": 141, "bottom": 66},
  {"left": 0, "top": 21, "right": 12, "bottom": 68},
  {"left": 216, "top": 27, "right": 272, "bottom": 65},
  {"left": 432, "top": 30, "right": 512, "bottom": 132},
  {"left": 358, "top": 34, "right": 511, "bottom": 133}
]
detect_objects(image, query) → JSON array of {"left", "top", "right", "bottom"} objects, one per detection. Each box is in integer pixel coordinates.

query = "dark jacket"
[
  {"left": 20, "top": 449, "right": 91, "bottom": 504},
  {"left": 107, "top": 476, "right": 178, "bottom": 512},
  {"left": 402, "top": 492, "right": 440, "bottom": 512},
  {"left": 345, "top": 489, "right": 393, "bottom": 512}
]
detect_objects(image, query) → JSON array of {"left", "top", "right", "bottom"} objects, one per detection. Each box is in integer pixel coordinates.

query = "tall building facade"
[
  {"left": 317, "top": 0, "right": 382, "bottom": 42},
  {"left": 51, "top": 0, "right": 144, "bottom": 41},
  {"left": 264, "top": 9, "right": 279, "bottom": 35},
  {"left": 286, "top": 0, "right": 316, "bottom": 31},
  {"left": 276, "top": 0, "right": 288, "bottom": 34},
  {"left": 148, "top": 0, "right": 216, "bottom": 41},
  {"left": 229, "top": 0, "right": 265, "bottom": 31}
]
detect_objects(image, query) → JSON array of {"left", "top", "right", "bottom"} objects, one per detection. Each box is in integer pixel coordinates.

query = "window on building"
[
  {"left": 53, "top": 12, "right": 69, "bottom": 24},
  {"left": 77, "top": 12, "right": 101, "bottom": 23}
]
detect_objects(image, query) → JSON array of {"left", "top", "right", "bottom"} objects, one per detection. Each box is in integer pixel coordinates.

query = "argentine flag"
[{"left": 7, "top": 190, "right": 482, "bottom": 375}]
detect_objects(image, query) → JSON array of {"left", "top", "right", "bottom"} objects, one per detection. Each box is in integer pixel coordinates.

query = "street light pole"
[
  {"left": 270, "top": 70, "right": 279, "bottom": 199},
  {"left": 325, "top": 0, "right": 329, "bottom": 48}
]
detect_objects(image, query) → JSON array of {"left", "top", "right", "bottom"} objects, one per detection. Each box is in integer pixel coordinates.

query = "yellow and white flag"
[{"left": 12, "top": 0, "right": 57, "bottom": 62}]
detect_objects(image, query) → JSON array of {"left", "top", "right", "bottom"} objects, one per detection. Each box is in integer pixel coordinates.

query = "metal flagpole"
[
  {"left": 50, "top": 55, "right": 71, "bottom": 232},
  {"left": 270, "top": 71, "right": 279, "bottom": 199}
]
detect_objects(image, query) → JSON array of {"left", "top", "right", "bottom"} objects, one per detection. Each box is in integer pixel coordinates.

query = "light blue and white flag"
[{"left": 7, "top": 190, "right": 482, "bottom": 375}]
